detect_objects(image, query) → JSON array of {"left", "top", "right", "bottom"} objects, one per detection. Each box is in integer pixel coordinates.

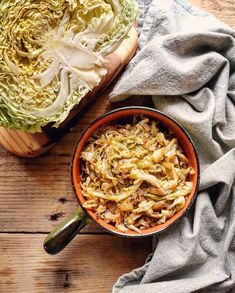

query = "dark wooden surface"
[{"left": 0, "top": 1, "right": 234, "bottom": 292}]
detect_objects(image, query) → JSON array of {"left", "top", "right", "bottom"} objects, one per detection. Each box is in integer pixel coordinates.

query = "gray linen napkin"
[{"left": 110, "top": 0, "right": 235, "bottom": 292}]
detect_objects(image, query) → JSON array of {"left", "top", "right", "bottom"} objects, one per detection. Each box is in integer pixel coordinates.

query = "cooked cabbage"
[
  {"left": 0, "top": 0, "right": 138, "bottom": 132},
  {"left": 80, "top": 116, "right": 195, "bottom": 233}
]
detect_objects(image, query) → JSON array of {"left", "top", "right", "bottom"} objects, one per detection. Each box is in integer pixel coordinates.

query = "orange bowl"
[{"left": 72, "top": 107, "right": 200, "bottom": 237}]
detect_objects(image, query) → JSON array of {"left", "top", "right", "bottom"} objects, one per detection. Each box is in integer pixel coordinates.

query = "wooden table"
[{"left": 1, "top": 1, "right": 234, "bottom": 292}]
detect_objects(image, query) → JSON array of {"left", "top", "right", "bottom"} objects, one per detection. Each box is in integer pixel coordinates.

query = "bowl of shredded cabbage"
[
  {"left": 73, "top": 107, "right": 199, "bottom": 233},
  {"left": 44, "top": 107, "right": 199, "bottom": 254}
]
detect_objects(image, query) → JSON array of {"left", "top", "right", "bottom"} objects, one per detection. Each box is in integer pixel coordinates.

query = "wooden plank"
[
  {"left": 0, "top": 234, "right": 152, "bottom": 293},
  {"left": 0, "top": 94, "right": 153, "bottom": 233},
  {"left": 190, "top": 0, "right": 235, "bottom": 27}
]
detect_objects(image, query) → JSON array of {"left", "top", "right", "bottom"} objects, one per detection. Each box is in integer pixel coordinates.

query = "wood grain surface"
[
  {"left": 190, "top": 0, "right": 235, "bottom": 27},
  {"left": 0, "top": 1, "right": 234, "bottom": 293},
  {"left": 0, "top": 234, "right": 151, "bottom": 293}
]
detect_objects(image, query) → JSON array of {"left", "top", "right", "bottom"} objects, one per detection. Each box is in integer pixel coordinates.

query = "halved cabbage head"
[{"left": 0, "top": 0, "right": 138, "bottom": 132}]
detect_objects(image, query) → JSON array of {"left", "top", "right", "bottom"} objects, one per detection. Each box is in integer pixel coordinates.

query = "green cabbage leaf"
[{"left": 0, "top": 0, "right": 139, "bottom": 132}]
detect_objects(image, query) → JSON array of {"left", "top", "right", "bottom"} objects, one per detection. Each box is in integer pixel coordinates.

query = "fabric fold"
[{"left": 111, "top": 0, "right": 235, "bottom": 292}]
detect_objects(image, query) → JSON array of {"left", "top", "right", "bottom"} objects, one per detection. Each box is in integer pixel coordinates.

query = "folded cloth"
[{"left": 110, "top": 0, "right": 235, "bottom": 292}]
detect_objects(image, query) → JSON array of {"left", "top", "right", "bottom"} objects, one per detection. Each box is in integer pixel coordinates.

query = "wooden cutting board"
[{"left": 0, "top": 27, "right": 138, "bottom": 158}]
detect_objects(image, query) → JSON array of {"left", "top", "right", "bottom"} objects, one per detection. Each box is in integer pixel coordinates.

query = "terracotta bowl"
[
  {"left": 72, "top": 106, "right": 200, "bottom": 236},
  {"left": 44, "top": 107, "right": 200, "bottom": 254}
]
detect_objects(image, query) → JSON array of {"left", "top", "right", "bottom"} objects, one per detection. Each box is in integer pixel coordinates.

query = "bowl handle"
[{"left": 43, "top": 206, "right": 90, "bottom": 254}]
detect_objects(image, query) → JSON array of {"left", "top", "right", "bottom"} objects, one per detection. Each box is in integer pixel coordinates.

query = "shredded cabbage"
[
  {"left": 0, "top": 0, "right": 139, "bottom": 132},
  {"left": 80, "top": 116, "right": 195, "bottom": 233}
]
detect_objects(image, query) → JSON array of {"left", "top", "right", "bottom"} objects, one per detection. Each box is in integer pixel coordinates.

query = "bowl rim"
[{"left": 71, "top": 106, "right": 200, "bottom": 238}]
